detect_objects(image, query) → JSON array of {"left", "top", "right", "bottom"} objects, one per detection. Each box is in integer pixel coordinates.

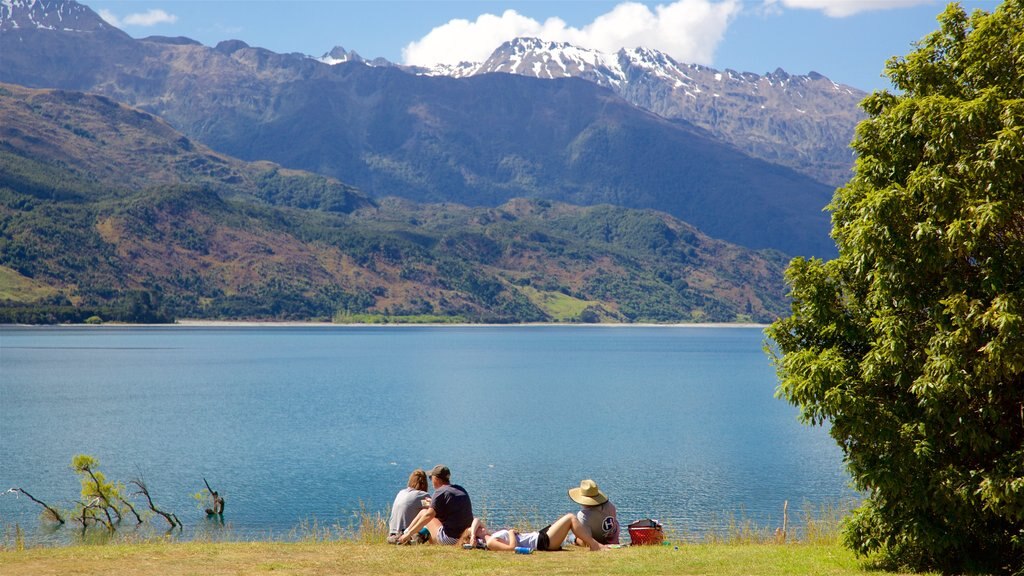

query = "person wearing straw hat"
[{"left": 568, "top": 479, "right": 620, "bottom": 545}]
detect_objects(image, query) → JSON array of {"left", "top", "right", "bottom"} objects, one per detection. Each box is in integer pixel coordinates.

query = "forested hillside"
[{"left": 0, "top": 83, "right": 790, "bottom": 324}]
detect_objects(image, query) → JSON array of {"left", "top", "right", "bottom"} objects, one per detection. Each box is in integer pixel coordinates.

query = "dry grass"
[
  {"left": 3, "top": 500, "right": 912, "bottom": 576},
  {"left": 0, "top": 540, "right": 933, "bottom": 576}
]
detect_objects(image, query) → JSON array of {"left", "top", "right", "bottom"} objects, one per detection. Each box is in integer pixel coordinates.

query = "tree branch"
[
  {"left": 7, "top": 487, "right": 65, "bottom": 524},
  {"left": 118, "top": 495, "right": 143, "bottom": 524},
  {"left": 78, "top": 500, "right": 113, "bottom": 532},
  {"left": 83, "top": 464, "right": 121, "bottom": 523},
  {"left": 130, "top": 479, "right": 180, "bottom": 530}
]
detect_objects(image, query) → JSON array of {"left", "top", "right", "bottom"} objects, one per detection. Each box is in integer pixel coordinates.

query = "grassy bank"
[{"left": 0, "top": 540, "right": 931, "bottom": 576}]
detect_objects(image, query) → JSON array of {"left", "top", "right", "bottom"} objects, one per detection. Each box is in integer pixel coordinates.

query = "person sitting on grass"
[
  {"left": 397, "top": 464, "right": 473, "bottom": 545},
  {"left": 386, "top": 469, "right": 430, "bottom": 544},
  {"left": 568, "top": 479, "right": 619, "bottom": 546},
  {"left": 465, "top": 513, "right": 609, "bottom": 552}
]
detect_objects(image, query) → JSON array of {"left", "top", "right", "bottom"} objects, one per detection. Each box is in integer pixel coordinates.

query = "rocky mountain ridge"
[{"left": 420, "top": 37, "right": 867, "bottom": 187}]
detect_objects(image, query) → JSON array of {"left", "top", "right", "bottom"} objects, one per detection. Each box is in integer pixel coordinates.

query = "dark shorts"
[
  {"left": 436, "top": 525, "right": 460, "bottom": 545},
  {"left": 537, "top": 524, "right": 552, "bottom": 551}
]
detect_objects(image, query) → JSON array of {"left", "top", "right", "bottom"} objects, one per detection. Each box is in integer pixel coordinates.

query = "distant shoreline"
[
  {"left": 3, "top": 320, "right": 768, "bottom": 329},
  {"left": 138, "top": 320, "right": 768, "bottom": 329}
]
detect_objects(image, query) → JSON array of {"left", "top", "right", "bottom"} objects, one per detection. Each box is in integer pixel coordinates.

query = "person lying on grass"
[{"left": 463, "top": 514, "right": 610, "bottom": 552}]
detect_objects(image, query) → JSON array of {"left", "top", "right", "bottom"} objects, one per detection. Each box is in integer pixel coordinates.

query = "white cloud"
[
  {"left": 97, "top": 8, "right": 121, "bottom": 27},
  {"left": 402, "top": 0, "right": 740, "bottom": 67},
  {"left": 97, "top": 8, "right": 177, "bottom": 28},
  {"left": 767, "top": 0, "right": 935, "bottom": 18}
]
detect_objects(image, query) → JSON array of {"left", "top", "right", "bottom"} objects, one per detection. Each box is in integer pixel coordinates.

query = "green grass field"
[
  {"left": 0, "top": 265, "right": 57, "bottom": 302},
  {"left": 517, "top": 284, "right": 604, "bottom": 321},
  {"left": 0, "top": 540, "right": 930, "bottom": 576}
]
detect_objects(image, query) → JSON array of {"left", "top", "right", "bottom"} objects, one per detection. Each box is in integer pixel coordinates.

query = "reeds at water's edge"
[
  {"left": 2, "top": 499, "right": 855, "bottom": 549},
  {"left": 315, "top": 499, "right": 854, "bottom": 546}
]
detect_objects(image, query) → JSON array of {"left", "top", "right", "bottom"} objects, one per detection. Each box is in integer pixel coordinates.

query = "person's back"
[
  {"left": 568, "top": 479, "right": 619, "bottom": 545},
  {"left": 432, "top": 482, "right": 473, "bottom": 538},
  {"left": 387, "top": 469, "right": 429, "bottom": 542},
  {"left": 389, "top": 487, "right": 428, "bottom": 534},
  {"left": 577, "top": 500, "right": 619, "bottom": 545}
]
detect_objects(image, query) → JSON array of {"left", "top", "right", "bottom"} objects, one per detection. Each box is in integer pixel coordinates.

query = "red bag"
[{"left": 627, "top": 518, "right": 664, "bottom": 546}]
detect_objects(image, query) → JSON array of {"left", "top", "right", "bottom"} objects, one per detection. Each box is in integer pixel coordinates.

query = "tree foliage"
[
  {"left": 71, "top": 455, "right": 136, "bottom": 531},
  {"left": 767, "top": 2, "right": 1024, "bottom": 572}
]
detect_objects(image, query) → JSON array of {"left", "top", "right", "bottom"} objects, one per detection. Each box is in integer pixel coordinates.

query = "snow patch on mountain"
[
  {"left": 0, "top": 0, "right": 113, "bottom": 32},
  {"left": 316, "top": 45, "right": 399, "bottom": 69},
  {"left": 422, "top": 36, "right": 866, "bottom": 187}
]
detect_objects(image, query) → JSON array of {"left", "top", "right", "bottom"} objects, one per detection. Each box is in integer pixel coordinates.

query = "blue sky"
[{"left": 85, "top": 0, "right": 1002, "bottom": 91}]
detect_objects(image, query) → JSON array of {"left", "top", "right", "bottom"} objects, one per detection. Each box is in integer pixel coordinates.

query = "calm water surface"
[{"left": 0, "top": 326, "right": 855, "bottom": 543}]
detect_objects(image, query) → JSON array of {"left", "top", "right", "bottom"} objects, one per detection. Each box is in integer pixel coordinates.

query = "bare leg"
[
  {"left": 541, "top": 514, "right": 576, "bottom": 551},
  {"left": 397, "top": 507, "right": 435, "bottom": 544},
  {"left": 462, "top": 517, "right": 484, "bottom": 548},
  {"left": 425, "top": 518, "right": 443, "bottom": 543},
  {"left": 570, "top": 515, "right": 609, "bottom": 551}
]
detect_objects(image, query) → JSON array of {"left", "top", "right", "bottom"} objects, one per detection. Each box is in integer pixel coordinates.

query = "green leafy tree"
[
  {"left": 71, "top": 454, "right": 140, "bottom": 531},
  {"left": 766, "top": 2, "right": 1024, "bottom": 572}
]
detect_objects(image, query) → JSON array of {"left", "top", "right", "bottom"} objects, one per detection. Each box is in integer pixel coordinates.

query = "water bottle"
[{"left": 514, "top": 546, "right": 532, "bottom": 554}]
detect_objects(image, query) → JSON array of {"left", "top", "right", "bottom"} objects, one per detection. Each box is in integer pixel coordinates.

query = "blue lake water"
[{"left": 0, "top": 325, "right": 855, "bottom": 544}]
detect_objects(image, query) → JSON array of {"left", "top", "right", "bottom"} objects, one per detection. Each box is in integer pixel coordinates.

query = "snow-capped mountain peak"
[
  {"left": 0, "top": 0, "right": 115, "bottom": 32},
  {"left": 316, "top": 45, "right": 397, "bottom": 68},
  {"left": 436, "top": 37, "right": 629, "bottom": 87},
  {"left": 423, "top": 36, "right": 865, "bottom": 187},
  {"left": 318, "top": 46, "right": 362, "bottom": 65}
]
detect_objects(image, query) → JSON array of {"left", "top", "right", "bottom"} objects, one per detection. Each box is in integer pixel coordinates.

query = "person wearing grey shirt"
[
  {"left": 568, "top": 479, "right": 620, "bottom": 545},
  {"left": 387, "top": 469, "right": 429, "bottom": 543}
]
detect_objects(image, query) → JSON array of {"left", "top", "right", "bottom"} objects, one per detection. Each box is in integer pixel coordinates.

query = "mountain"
[
  {"left": 0, "top": 82, "right": 790, "bottom": 324},
  {"left": 0, "top": 0, "right": 837, "bottom": 258},
  {"left": 424, "top": 38, "right": 866, "bottom": 188},
  {"left": 318, "top": 45, "right": 395, "bottom": 68},
  {"left": 0, "top": 84, "right": 373, "bottom": 213},
  {"left": 0, "top": 0, "right": 115, "bottom": 32}
]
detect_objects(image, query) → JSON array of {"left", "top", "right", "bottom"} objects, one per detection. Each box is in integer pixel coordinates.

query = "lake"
[{"left": 0, "top": 325, "right": 855, "bottom": 544}]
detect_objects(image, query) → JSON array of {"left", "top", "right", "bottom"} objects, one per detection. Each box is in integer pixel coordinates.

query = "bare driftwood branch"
[
  {"left": 130, "top": 479, "right": 180, "bottom": 530},
  {"left": 78, "top": 500, "right": 114, "bottom": 532},
  {"left": 203, "top": 478, "right": 224, "bottom": 515},
  {"left": 774, "top": 500, "right": 789, "bottom": 544},
  {"left": 7, "top": 488, "right": 65, "bottom": 524},
  {"left": 119, "top": 495, "right": 143, "bottom": 524}
]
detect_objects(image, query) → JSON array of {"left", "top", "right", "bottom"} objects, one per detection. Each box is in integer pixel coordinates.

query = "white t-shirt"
[{"left": 488, "top": 529, "right": 539, "bottom": 551}]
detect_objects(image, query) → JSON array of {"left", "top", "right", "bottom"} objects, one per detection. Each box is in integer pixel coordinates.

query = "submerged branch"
[
  {"left": 119, "top": 495, "right": 143, "bottom": 524},
  {"left": 7, "top": 487, "right": 65, "bottom": 524},
  {"left": 130, "top": 479, "right": 180, "bottom": 530}
]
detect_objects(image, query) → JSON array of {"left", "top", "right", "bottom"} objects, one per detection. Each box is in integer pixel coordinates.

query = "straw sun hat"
[{"left": 568, "top": 479, "right": 608, "bottom": 506}]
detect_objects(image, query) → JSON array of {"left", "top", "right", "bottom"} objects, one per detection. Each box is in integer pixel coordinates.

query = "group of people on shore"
[{"left": 386, "top": 465, "right": 618, "bottom": 552}]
